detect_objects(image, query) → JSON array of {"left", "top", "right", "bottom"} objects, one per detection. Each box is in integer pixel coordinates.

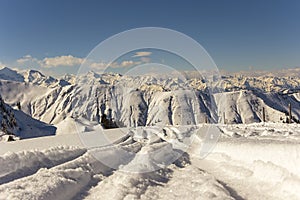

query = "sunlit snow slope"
[{"left": 0, "top": 67, "right": 299, "bottom": 128}]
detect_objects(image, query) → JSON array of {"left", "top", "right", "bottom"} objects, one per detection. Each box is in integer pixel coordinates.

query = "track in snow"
[{"left": 0, "top": 123, "right": 300, "bottom": 200}]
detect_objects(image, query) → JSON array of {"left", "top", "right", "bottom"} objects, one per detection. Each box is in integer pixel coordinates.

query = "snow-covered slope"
[
  {"left": 214, "top": 90, "right": 300, "bottom": 123},
  {"left": 0, "top": 67, "right": 24, "bottom": 82},
  {"left": 0, "top": 94, "right": 56, "bottom": 140},
  {"left": 22, "top": 69, "right": 57, "bottom": 86},
  {"left": 0, "top": 67, "right": 299, "bottom": 127},
  {"left": 0, "top": 123, "right": 299, "bottom": 199}
]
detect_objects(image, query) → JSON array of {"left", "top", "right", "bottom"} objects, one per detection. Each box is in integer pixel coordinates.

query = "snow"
[
  {"left": 0, "top": 67, "right": 68, "bottom": 87},
  {"left": 0, "top": 68, "right": 299, "bottom": 128},
  {"left": 0, "top": 123, "right": 299, "bottom": 199},
  {"left": 0, "top": 146, "right": 86, "bottom": 185},
  {"left": 0, "top": 94, "right": 56, "bottom": 141},
  {"left": 0, "top": 67, "right": 24, "bottom": 82},
  {"left": 0, "top": 67, "right": 299, "bottom": 199},
  {"left": 0, "top": 158, "right": 92, "bottom": 200},
  {"left": 140, "top": 165, "right": 234, "bottom": 200},
  {"left": 13, "top": 110, "right": 56, "bottom": 139},
  {"left": 84, "top": 165, "right": 234, "bottom": 200},
  {"left": 190, "top": 123, "right": 300, "bottom": 200}
]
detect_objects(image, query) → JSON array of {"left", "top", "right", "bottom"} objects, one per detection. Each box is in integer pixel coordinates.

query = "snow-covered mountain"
[
  {"left": 0, "top": 67, "right": 299, "bottom": 128},
  {"left": 0, "top": 94, "right": 56, "bottom": 141},
  {"left": 0, "top": 67, "right": 299, "bottom": 199},
  {"left": 0, "top": 67, "right": 70, "bottom": 87},
  {"left": 222, "top": 67, "right": 300, "bottom": 79},
  {"left": 0, "top": 67, "right": 24, "bottom": 82}
]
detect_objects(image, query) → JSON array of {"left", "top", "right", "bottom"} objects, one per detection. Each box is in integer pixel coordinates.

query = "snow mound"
[
  {"left": 0, "top": 165, "right": 91, "bottom": 200},
  {"left": 0, "top": 146, "right": 86, "bottom": 184}
]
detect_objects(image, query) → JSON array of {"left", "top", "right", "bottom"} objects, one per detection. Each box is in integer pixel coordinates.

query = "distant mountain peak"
[
  {"left": 0, "top": 67, "right": 68, "bottom": 87},
  {"left": 86, "top": 70, "right": 101, "bottom": 78},
  {"left": 0, "top": 67, "right": 25, "bottom": 82}
]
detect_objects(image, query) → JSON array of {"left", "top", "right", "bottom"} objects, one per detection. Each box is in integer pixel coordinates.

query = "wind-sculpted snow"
[
  {"left": 0, "top": 125, "right": 234, "bottom": 200},
  {"left": 0, "top": 146, "right": 86, "bottom": 184},
  {"left": 0, "top": 123, "right": 299, "bottom": 199},
  {"left": 83, "top": 164, "right": 234, "bottom": 200},
  {"left": 190, "top": 123, "right": 300, "bottom": 200},
  {"left": 139, "top": 165, "right": 235, "bottom": 200},
  {"left": 0, "top": 161, "right": 92, "bottom": 200}
]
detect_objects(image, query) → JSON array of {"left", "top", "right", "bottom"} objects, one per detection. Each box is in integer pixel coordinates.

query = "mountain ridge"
[{"left": 0, "top": 67, "right": 299, "bottom": 128}]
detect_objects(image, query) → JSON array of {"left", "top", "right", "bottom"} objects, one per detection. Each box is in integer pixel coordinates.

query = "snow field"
[
  {"left": 0, "top": 123, "right": 299, "bottom": 199},
  {"left": 190, "top": 124, "right": 300, "bottom": 199}
]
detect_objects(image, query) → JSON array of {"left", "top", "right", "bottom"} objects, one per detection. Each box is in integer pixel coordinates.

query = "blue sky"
[{"left": 0, "top": 0, "right": 300, "bottom": 76}]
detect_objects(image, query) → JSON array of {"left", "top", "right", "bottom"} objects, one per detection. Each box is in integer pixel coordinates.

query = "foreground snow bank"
[
  {"left": 0, "top": 148, "right": 104, "bottom": 200},
  {"left": 0, "top": 167, "right": 91, "bottom": 200},
  {"left": 84, "top": 158, "right": 234, "bottom": 200},
  {"left": 0, "top": 146, "right": 86, "bottom": 184},
  {"left": 140, "top": 165, "right": 235, "bottom": 200},
  {"left": 1, "top": 123, "right": 299, "bottom": 200},
  {"left": 205, "top": 141, "right": 300, "bottom": 200},
  {"left": 190, "top": 123, "right": 300, "bottom": 200}
]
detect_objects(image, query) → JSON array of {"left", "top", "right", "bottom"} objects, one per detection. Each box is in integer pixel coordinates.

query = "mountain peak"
[
  {"left": 0, "top": 67, "right": 25, "bottom": 82},
  {"left": 86, "top": 70, "right": 101, "bottom": 78}
]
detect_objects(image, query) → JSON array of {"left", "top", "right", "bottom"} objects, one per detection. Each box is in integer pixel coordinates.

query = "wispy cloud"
[
  {"left": 17, "top": 55, "right": 40, "bottom": 65},
  {"left": 11, "top": 54, "right": 151, "bottom": 75},
  {"left": 120, "top": 60, "right": 141, "bottom": 68},
  {"left": 16, "top": 55, "right": 83, "bottom": 69},
  {"left": 89, "top": 60, "right": 142, "bottom": 70},
  {"left": 89, "top": 61, "right": 107, "bottom": 70},
  {"left": 132, "top": 51, "right": 152, "bottom": 57}
]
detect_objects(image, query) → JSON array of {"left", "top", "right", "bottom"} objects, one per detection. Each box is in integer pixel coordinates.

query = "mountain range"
[{"left": 0, "top": 66, "right": 299, "bottom": 138}]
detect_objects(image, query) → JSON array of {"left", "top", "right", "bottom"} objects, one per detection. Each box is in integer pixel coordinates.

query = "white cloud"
[
  {"left": 120, "top": 60, "right": 141, "bottom": 67},
  {"left": 17, "top": 55, "right": 40, "bottom": 64},
  {"left": 42, "top": 55, "right": 83, "bottom": 68},
  {"left": 15, "top": 55, "right": 83, "bottom": 69},
  {"left": 89, "top": 61, "right": 117, "bottom": 69},
  {"left": 121, "top": 60, "right": 134, "bottom": 67},
  {"left": 12, "top": 53, "right": 151, "bottom": 74},
  {"left": 89, "top": 60, "right": 141, "bottom": 70},
  {"left": 132, "top": 51, "right": 152, "bottom": 57},
  {"left": 89, "top": 61, "right": 107, "bottom": 70}
]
